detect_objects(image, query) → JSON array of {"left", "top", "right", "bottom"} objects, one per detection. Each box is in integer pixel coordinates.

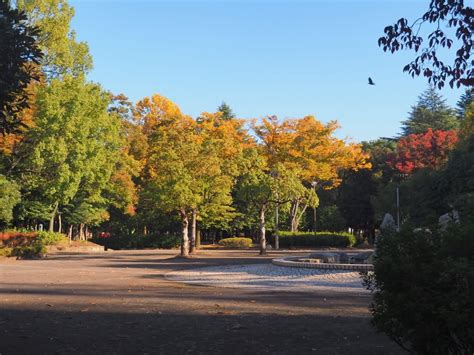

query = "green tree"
[
  {"left": 337, "top": 169, "right": 377, "bottom": 239},
  {"left": 439, "top": 106, "right": 474, "bottom": 220},
  {"left": 217, "top": 102, "right": 235, "bottom": 120},
  {"left": 16, "top": 0, "right": 93, "bottom": 78},
  {"left": 456, "top": 88, "right": 474, "bottom": 118},
  {"left": 14, "top": 75, "right": 121, "bottom": 232},
  {"left": 317, "top": 205, "right": 346, "bottom": 232},
  {"left": 237, "top": 158, "right": 306, "bottom": 254},
  {"left": 143, "top": 108, "right": 246, "bottom": 256},
  {"left": 0, "top": 0, "right": 42, "bottom": 135},
  {"left": 0, "top": 174, "right": 21, "bottom": 228},
  {"left": 401, "top": 86, "right": 458, "bottom": 135},
  {"left": 144, "top": 114, "right": 202, "bottom": 256}
]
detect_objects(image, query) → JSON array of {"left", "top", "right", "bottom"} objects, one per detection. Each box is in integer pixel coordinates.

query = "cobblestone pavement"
[{"left": 166, "top": 263, "right": 368, "bottom": 293}]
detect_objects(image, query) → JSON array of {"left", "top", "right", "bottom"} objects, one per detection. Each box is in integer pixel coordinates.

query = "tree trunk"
[
  {"left": 290, "top": 200, "right": 299, "bottom": 232},
  {"left": 79, "top": 223, "right": 84, "bottom": 241},
  {"left": 49, "top": 201, "right": 59, "bottom": 232},
  {"left": 190, "top": 209, "right": 197, "bottom": 254},
  {"left": 196, "top": 228, "right": 201, "bottom": 249},
  {"left": 180, "top": 210, "right": 189, "bottom": 257},
  {"left": 58, "top": 213, "right": 62, "bottom": 234},
  {"left": 259, "top": 205, "right": 266, "bottom": 255},
  {"left": 68, "top": 225, "right": 73, "bottom": 244}
]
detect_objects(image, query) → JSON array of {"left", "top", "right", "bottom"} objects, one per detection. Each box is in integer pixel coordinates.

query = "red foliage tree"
[{"left": 389, "top": 129, "right": 459, "bottom": 174}]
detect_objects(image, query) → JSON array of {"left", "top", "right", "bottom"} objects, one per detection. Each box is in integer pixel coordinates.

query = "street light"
[{"left": 311, "top": 181, "right": 318, "bottom": 232}]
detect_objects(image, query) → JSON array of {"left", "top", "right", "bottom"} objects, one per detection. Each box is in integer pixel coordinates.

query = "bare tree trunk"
[
  {"left": 79, "top": 223, "right": 84, "bottom": 241},
  {"left": 295, "top": 204, "right": 308, "bottom": 232},
  {"left": 196, "top": 229, "right": 201, "bottom": 249},
  {"left": 49, "top": 201, "right": 58, "bottom": 232},
  {"left": 180, "top": 210, "right": 189, "bottom": 257},
  {"left": 259, "top": 205, "right": 266, "bottom": 255},
  {"left": 68, "top": 225, "right": 73, "bottom": 244},
  {"left": 290, "top": 200, "right": 299, "bottom": 232},
  {"left": 190, "top": 209, "right": 197, "bottom": 254},
  {"left": 58, "top": 213, "right": 62, "bottom": 234}
]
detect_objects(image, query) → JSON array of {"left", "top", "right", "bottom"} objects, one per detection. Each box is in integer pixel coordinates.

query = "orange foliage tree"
[{"left": 388, "top": 128, "right": 459, "bottom": 174}]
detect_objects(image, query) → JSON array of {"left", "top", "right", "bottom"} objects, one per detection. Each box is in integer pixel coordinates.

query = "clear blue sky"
[{"left": 70, "top": 0, "right": 465, "bottom": 142}]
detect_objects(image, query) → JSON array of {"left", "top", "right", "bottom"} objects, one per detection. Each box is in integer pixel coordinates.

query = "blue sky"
[{"left": 70, "top": 0, "right": 465, "bottom": 142}]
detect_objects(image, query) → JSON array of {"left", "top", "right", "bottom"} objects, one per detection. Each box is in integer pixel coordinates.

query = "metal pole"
[
  {"left": 396, "top": 187, "right": 400, "bottom": 232},
  {"left": 313, "top": 207, "right": 317, "bottom": 232},
  {"left": 275, "top": 205, "right": 279, "bottom": 250}
]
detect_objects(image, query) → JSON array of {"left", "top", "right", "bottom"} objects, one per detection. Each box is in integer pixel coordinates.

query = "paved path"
[
  {"left": 167, "top": 263, "right": 367, "bottom": 293},
  {"left": 0, "top": 249, "right": 402, "bottom": 354}
]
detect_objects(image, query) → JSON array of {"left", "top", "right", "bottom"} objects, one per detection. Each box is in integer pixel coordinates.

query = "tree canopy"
[
  {"left": 0, "top": 0, "right": 42, "bottom": 135},
  {"left": 401, "top": 86, "right": 459, "bottom": 135}
]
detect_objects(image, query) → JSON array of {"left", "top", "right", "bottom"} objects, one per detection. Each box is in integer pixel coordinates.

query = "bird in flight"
[{"left": 368, "top": 77, "right": 375, "bottom": 85}]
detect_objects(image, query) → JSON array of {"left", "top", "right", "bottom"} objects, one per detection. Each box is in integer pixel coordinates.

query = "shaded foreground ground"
[{"left": 0, "top": 249, "right": 402, "bottom": 354}]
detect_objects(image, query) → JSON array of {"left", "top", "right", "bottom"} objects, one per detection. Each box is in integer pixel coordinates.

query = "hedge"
[
  {"left": 92, "top": 233, "right": 181, "bottom": 250},
  {"left": 218, "top": 237, "right": 253, "bottom": 248},
  {"left": 277, "top": 231, "right": 356, "bottom": 248},
  {"left": 0, "top": 231, "right": 66, "bottom": 258}
]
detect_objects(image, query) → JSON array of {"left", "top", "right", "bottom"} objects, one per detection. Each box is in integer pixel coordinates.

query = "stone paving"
[{"left": 166, "top": 262, "right": 369, "bottom": 293}]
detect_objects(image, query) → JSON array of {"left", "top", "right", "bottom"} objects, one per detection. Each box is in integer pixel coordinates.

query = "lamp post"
[
  {"left": 396, "top": 187, "right": 400, "bottom": 232},
  {"left": 275, "top": 204, "right": 279, "bottom": 250},
  {"left": 311, "top": 181, "right": 318, "bottom": 232}
]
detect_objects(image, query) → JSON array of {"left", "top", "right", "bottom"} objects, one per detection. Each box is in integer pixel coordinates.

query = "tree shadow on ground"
[{"left": 0, "top": 308, "right": 402, "bottom": 354}]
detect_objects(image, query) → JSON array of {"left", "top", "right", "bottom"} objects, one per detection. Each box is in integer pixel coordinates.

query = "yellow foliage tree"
[{"left": 254, "top": 115, "right": 371, "bottom": 231}]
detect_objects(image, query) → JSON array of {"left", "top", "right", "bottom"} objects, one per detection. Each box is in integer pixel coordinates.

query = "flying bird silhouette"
[{"left": 368, "top": 77, "right": 375, "bottom": 85}]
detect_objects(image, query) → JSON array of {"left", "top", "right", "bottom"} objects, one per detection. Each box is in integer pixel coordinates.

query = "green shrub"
[
  {"left": 6, "top": 232, "right": 66, "bottom": 259},
  {"left": 153, "top": 234, "right": 181, "bottom": 249},
  {"left": 218, "top": 237, "right": 253, "bottom": 248},
  {"left": 363, "top": 224, "right": 474, "bottom": 353},
  {"left": 37, "top": 231, "right": 66, "bottom": 246},
  {"left": 0, "top": 247, "right": 12, "bottom": 257},
  {"left": 93, "top": 233, "right": 181, "bottom": 250},
  {"left": 277, "top": 231, "right": 356, "bottom": 248},
  {"left": 11, "top": 244, "right": 46, "bottom": 259}
]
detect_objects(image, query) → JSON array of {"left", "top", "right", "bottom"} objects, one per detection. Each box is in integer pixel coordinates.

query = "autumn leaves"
[{"left": 131, "top": 95, "right": 369, "bottom": 256}]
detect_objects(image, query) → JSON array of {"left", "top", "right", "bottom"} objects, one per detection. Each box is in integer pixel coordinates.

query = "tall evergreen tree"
[
  {"left": 0, "top": 0, "right": 42, "bottom": 135},
  {"left": 401, "top": 86, "right": 458, "bottom": 135},
  {"left": 456, "top": 88, "right": 474, "bottom": 119},
  {"left": 217, "top": 102, "right": 235, "bottom": 120}
]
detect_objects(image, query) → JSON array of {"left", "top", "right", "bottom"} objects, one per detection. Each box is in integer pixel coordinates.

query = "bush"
[
  {"left": 277, "top": 231, "right": 356, "bottom": 248},
  {"left": 218, "top": 237, "right": 253, "bottom": 248},
  {"left": 11, "top": 244, "right": 46, "bottom": 259},
  {"left": 36, "top": 231, "right": 66, "bottom": 246},
  {"left": 0, "top": 247, "right": 12, "bottom": 257},
  {"left": 93, "top": 233, "right": 181, "bottom": 250},
  {"left": 0, "top": 231, "right": 37, "bottom": 247},
  {"left": 2, "top": 231, "right": 66, "bottom": 259},
  {"left": 363, "top": 224, "right": 474, "bottom": 353}
]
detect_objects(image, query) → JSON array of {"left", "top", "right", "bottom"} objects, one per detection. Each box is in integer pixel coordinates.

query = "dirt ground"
[{"left": 0, "top": 249, "right": 402, "bottom": 354}]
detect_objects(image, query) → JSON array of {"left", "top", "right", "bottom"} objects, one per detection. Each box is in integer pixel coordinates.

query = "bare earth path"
[{"left": 0, "top": 249, "right": 402, "bottom": 354}]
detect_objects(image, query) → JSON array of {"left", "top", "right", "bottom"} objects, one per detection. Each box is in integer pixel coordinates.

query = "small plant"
[{"left": 218, "top": 237, "right": 253, "bottom": 248}]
